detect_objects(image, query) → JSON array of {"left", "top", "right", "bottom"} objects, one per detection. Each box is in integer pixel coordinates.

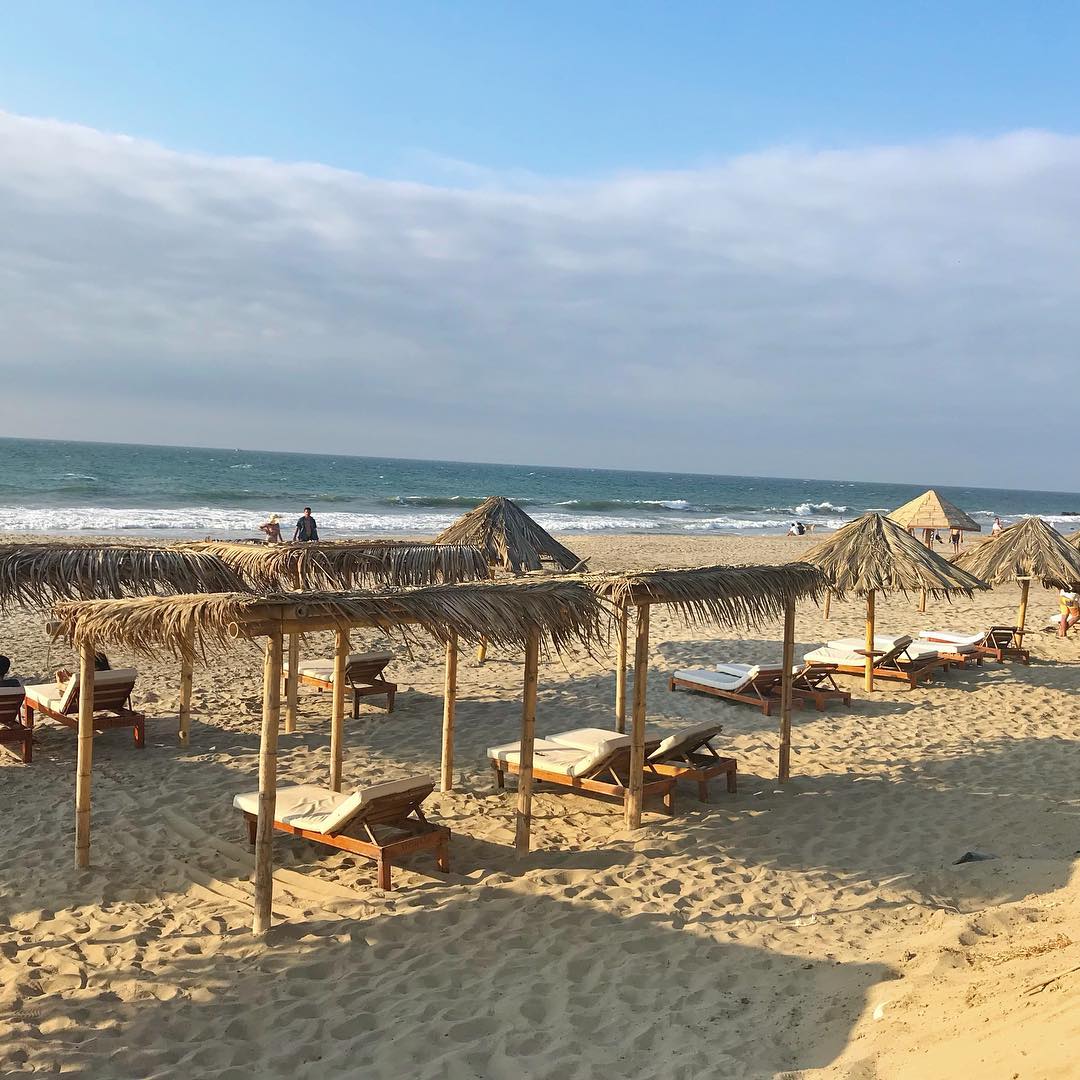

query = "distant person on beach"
[
  {"left": 259, "top": 513, "right": 283, "bottom": 543},
  {"left": 294, "top": 507, "right": 319, "bottom": 542},
  {"left": 1058, "top": 590, "right": 1080, "bottom": 637},
  {"left": 992, "top": 516, "right": 1004, "bottom": 536},
  {"left": 0, "top": 655, "right": 21, "bottom": 688},
  {"left": 787, "top": 522, "right": 806, "bottom": 536},
  {"left": 950, "top": 527, "right": 962, "bottom": 553}
]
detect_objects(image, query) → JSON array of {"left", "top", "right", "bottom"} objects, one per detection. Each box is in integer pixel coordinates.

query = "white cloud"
[{"left": 1, "top": 111, "right": 1079, "bottom": 488}]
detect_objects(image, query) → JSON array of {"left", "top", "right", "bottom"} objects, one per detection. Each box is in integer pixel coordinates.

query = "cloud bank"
[{"left": 2, "top": 111, "right": 1079, "bottom": 488}]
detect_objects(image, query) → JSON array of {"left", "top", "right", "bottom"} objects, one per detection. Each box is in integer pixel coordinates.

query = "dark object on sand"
[{"left": 954, "top": 851, "right": 999, "bottom": 864}]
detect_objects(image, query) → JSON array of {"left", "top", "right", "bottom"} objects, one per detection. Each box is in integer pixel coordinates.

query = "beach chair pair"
[
  {"left": 669, "top": 662, "right": 851, "bottom": 714},
  {"left": 920, "top": 627, "right": 1029, "bottom": 664},
  {"left": 234, "top": 776, "right": 449, "bottom": 891},
  {"left": 21, "top": 669, "right": 145, "bottom": 746},
  {"left": 283, "top": 650, "right": 397, "bottom": 717},
  {"left": 0, "top": 686, "right": 32, "bottom": 762},
  {"left": 802, "top": 635, "right": 950, "bottom": 689}
]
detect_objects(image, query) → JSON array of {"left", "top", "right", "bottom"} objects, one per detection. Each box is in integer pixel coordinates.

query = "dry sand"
[{"left": 1, "top": 533, "right": 1078, "bottom": 1078}]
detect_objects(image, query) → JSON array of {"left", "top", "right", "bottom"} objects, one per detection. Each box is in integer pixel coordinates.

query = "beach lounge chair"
[
  {"left": 22, "top": 669, "right": 145, "bottom": 746},
  {"left": 803, "top": 635, "right": 947, "bottom": 689},
  {"left": 668, "top": 664, "right": 784, "bottom": 714},
  {"left": 920, "top": 627, "right": 1029, "bottom": 664},
  {"left": 637, "top": 722, "right": 737, "bottom": 802},
  {"left": 0, "top": 686, "right": 31, "bottom": 762},
  {"left": 284, "top": 650, "right": 396, "bottom": 717},
  {"left": 903, "top": 639, "right": 982, "bottom": 668},
  {"left": 488, "top": 728, "right": 676, "bottom": 816},
  {"left": 790, "top": 664, "right": 852, "bottom": 710},
  {"left": 233, "top": 776, "right": 448, "bottom": 891}
]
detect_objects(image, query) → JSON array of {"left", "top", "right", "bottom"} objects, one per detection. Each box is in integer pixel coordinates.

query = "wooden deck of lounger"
[
  {"left": 0, "top": 687, "right": 32, "bottom": 762},
  {"left": 23, "top": 673, "right": 145, "bottom": 747}
]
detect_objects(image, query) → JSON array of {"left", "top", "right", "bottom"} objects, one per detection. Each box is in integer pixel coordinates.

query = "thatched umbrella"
[
  {"left": 954, "top": 516, "right": 1080, "bottom": 634},
  {"left": 889, "top": 489, "right": 981, "bottom": 537},
  {"left": 801, "top": 513, "right": 988, "bottom": 691},
  {"left": 435, "top": 497, "right": 582, "bottom": 574},
  {"left": 52, "top": 578, "right": 605, "bottom": 935}
]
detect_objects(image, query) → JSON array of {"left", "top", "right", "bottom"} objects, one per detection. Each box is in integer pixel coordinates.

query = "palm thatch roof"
[
  {"left": 800, "top": 513, "right": 989, "bottom": 597},
  {"left": 889, "top": 489, "right": 981, "bottom": 533},
  {"left": 586, "top": 563, "right": 828, "bottom": 628},
  {"left": 434, "top": 497, "right": 581, "bottom": 573},
  {"left": 183, "top": 540, "right": 490, "bottom": 591},
  {"left": 0, "top": 541, "right": 247, "bottom": 611},
  {"left": 953, "top": 516, "right": 1080, "bottom": 589},
  {"left": 50, "top": 579, "right": 605, "bottom": 662}
]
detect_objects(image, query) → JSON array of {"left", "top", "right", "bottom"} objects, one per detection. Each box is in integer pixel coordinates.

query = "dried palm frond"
[
  {"left": 435, "top": 497, "right": 580, "bottom": 573},
  {"left": 954, "top": 516, "right": 1080, "bottom": 590}
]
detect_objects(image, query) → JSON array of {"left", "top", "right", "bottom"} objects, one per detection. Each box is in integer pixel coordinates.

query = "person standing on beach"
[
  {"left": 294, "top": 507, "right": 319, "bottom": 542},
  {"left": 950, "top": 527, "right": 962, "bottom": 553},
  {"left": 1058, "top": 589, "right": 1080, "bottom": 637}
]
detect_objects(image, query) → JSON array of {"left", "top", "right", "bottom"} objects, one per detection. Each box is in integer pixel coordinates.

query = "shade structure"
[
  {"left": 953, "top": 515, "right": 1080, "bottom": 634},
  {"left": 888, "top": 490, "right": 981, "bottom": 534},
  {"left": 435, "top": 497, "right": 581, "bottom": 574},
  {"left": 51, "top": 578, "right": 606, "bottom": 934},
  {"left": 800, "top": 513, "right": 988, "bottom": 691}
]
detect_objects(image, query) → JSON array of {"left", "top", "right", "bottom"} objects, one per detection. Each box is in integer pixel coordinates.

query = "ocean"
[{"left": 3, "top": 437, "right": 1079, "bottom": 540}]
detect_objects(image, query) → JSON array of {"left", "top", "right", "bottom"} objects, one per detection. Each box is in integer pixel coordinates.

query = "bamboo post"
[
  {"left": 329, "top": 628, "right": 348, "bottom": 793},
  {"left": 476, "top": 638, "right": 488, "bottom": 664},
  {"left": 284, "top": 633, "right": 299, "bottom": 734},
  {"left": 864, "top": 590, "right": 876, "bottom": 693},
  {"left": 74, "top": 642, "right": 96, "bottom": 869},
  {"left": 823, "top": 592, "right": 831, "bottom": 621},
  {"left": 626, "top": 604, "right": 650, "bottom": 829},
  {"left": 1017, "top": 578, "right": 1031, "bottom": 634},
  {"left": 178, "top": 623, "right": 194, "bottom": 746},
  {"left": 918, "top": 588, "right": 927, "bottom": 614},
  {"left": 440, "top": 633, "right": 458, "bottom": 792},
  {"left": 253, "top": 631, "right": 283, "bottom": 937},
  {"left": 778, "top": 597, "right": 795, "bottom": 782},
  {"left": 514, "top": 631, "right": 540, "bottom": 855},
  {"left": 614, "top": 601, "right": 628, "bottom": 732}
]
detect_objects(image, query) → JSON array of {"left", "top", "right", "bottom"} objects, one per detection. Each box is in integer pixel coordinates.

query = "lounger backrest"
[
  {"left": 66, "top": 669, "right": 138, "bottom": 714},
  {"left": 0, "top": 686, "right": 25, "bottom": 723},
  {"left": 986, "top": 626, "right": 1018, "bottom": 646},
  {"left": 344, "top": 651, "right": 393, "bottom": 682},
  {"left": 321, "top": 775, "right": 433, "bottom": 834},
  {"left": 569, "top": 733, "right": 633, "bottom": 777},
  {"left": 649, "top": 722, "right": 723, "bottom": 760}
]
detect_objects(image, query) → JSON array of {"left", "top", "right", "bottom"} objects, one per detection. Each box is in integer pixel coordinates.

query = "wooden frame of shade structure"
[{"left": 49, "top": 580, "right": 603, "bottom": 937}]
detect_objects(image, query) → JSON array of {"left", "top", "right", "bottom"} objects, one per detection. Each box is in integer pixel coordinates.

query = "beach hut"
[
  {"left": 801, "top": 514, "right": 988, "bottom": 691},
  {"left": 435, "top": 497, "right": 582, "bottom": 574},
  {"left": 50, "top": 579, "right": 603, "bottom": 935},
  {"left": 954, "top": 516, "right": 1080, "bottom": 636}
]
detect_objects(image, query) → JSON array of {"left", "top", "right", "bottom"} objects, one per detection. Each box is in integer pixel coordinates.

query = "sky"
[{"left": 1, "top": 2, "right": 1079, "bottom": 488}]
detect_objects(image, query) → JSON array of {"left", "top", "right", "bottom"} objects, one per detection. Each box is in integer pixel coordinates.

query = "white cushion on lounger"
[
  {"left": 803, "top": 646, "right": 864, "bottom": 665},
  {"left": 919, "top": 631, "right": 983, "bottom": 647},
  {"left": 650, "top": 722, "right": 723, "bottom": 760},
  {"left": 714, "top": 663, "right": 755, "bottom": 678},
  {"left": 546, "top": 728, "right": 632, "bottom": 757},
  {"left": 288, "top": 651, "right": 393, "bottom": 681},
  {"left": 673, "top": 667, "right": 757, "bottom": 692},
  {"left": 827, "top": 636, "right": 912, "bottom": 653},
  {"left": 488, "top": 737, "right": 567, "bottom": 764},
  {"left": 906, "top": 640, "right": 974, "bottom": 659}
]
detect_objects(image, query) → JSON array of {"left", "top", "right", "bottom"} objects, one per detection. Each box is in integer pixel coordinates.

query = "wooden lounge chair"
[
  {"left": 789, "top": 664, "right": 852, "bottom": 710},
  {"left": 234, "top": 776, "right": 448, "bottom": 891},
  {"left": 920, "top": 627, "right": 1029, "bottom": 664},
  {"left": 803, "top": 635, "right": 947, "bottom": 689},
  {"left": 22, "top": 669, "right": 145, "bottom": 746},
  {"left": 904, "top": 638, "right": 981, "bottom": 668},
  {"left": 488, "top": 728, "right": 676, "bottom": 816},
  {"left": 638, "top": 722, "right": 736, "bottom": 802},
  {"left": 0, "top": 686, "right": 32, "bottom": 762},
  {"left": 668, "top": 663, "right": 784, "bottom": 715},
  {"left": 283, "top": 650, "right": 396, "bottom": 717}
]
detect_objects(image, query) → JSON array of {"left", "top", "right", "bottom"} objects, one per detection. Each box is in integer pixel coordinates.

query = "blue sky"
[
  {"left": 3, "top": 2, "right": 1077, "bottom": 179},
  {"left": 1, "top": 4, "right": 1079, "bottom": 487}
]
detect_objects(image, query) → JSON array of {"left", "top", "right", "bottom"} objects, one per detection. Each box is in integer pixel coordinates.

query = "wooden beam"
[
  {"left": 865, "top": 589, "right": 876, "bottom": 693},
  {"left": 778, "top": 596, "right": 795, "bottom": 782},
  {"left": 1017, "top": 578, "right": 1031, "bottom": 634},
  {"left": 253, "top": 631, "right": 283, "bottom": 937},
  {"left": 74, "top": 642, "right": 95, "bottom": 869},
  {"left": 614, "top": 601, "right": 628, "bottom": 733},
  {"left": 329, "top": 629, "right": 348, "bottom": 793},
  {"left": 626, "top": 603, "right": 650, "bottom": 829},
  {"left": 178, "top": 623, "right": 194, "bottom": 746},
  {"left": 440, "top": 633, "right": 458, "bottom": 792},
  {"left": 284, "top": 633, "right": 299, "bottom": 734},
  {"left": 514, "top": 630, "right": 540, "bottom": 855}
]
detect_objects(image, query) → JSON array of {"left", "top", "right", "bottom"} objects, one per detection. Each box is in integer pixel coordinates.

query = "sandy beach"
[{"left": 1, "top": 532, "right": 1077, "bottom": 1078}]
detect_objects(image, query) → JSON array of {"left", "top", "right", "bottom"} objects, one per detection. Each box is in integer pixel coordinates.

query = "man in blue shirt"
[{"left": 294, "top": 507, "right": 319, "bottom": 542}]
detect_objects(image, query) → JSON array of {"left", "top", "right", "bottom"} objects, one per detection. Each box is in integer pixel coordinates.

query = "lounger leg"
[
  {"left": 726, "top": 765, "right": 737, "bottom": 794},
  {"left": 663, "top": 788, "right": 676, "bottom": 816},
  {"left": 133, "top": 718, "right": 145, "bottom": 748},
  {"left": 377, "top": 855, "right": 393, "bottom": 891},
  {"left": 23, "top": 704, "right": 33, "bottom": 731},
  {"left": 493, "top": 764, "right": 505, "bottom": 790},
  {"left": 246, "top": 815, "right": 257, "bottom": 847},
  {"left": 436, "top": 832, "right": 450, "bottom": 875},
  {"left": 22, "top": 731, "right": 32, "bottom": 764},
  {"left": 352, "top": 691, "right": 360, "bottom": 720},
  {"left": 386, "top": 688, "right": 395, "bottom": 714},
  {"left": 697, "top": 779, "right": 709, "bottom": 803}
]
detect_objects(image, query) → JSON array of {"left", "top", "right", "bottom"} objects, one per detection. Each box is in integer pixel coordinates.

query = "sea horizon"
[{"left": 3, "top": 435, "right": 1080, "bottom": 540}]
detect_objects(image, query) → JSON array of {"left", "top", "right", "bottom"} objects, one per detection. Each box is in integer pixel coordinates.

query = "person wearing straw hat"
[{"left": 258, "top": 513, "right": 283, "bottom": 543}]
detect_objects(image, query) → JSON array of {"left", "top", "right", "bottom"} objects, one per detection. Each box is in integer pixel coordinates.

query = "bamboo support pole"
[
  {"left": 514, "top": 631, "right": 540, "bottom": 855},
  {"left": 614, "top": 602, "right": 628, "bottom": 732},
  {"left": 440, "top": 633, "right": 458, "bottom": 792},
  {"left": 1017, "top": 579, "right": 1031, "bottom": 634},
  {"left": 329, "top": 629, "right": 348, "bottom": 793},
  {"left": 284, "top": 633, "right": 299, "bottom": 734},
  {"left": 252, "top": 632, "right": 283, "bottom": 937},
  {"left": 626, "top": 604, "right": 650, "bottom": 830},
  {"left": 778, "top": 597, "right": 795, "bottom": 782},
  {"left": 178, "top": 623, "right": 194, "bottom": 746},
  {"left": 74, "top": 642, "right": 95, "bottom": 869},
  {"left": 918, "top": 588, "right": 927, "bottom": 614},
  {"left": 864, "top": 590, "right": 876, "bottom": 693},
  {"left": 476, "top": 638, "right": 488, "bottom": 664},
  {"left": 823, "top": 592, "right": 831, "bottom": 621}
]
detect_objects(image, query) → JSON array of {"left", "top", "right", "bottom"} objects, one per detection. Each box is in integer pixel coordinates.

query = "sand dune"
[{"left": 1, "top": 534, "right": 1077, "bottom": 1077}]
